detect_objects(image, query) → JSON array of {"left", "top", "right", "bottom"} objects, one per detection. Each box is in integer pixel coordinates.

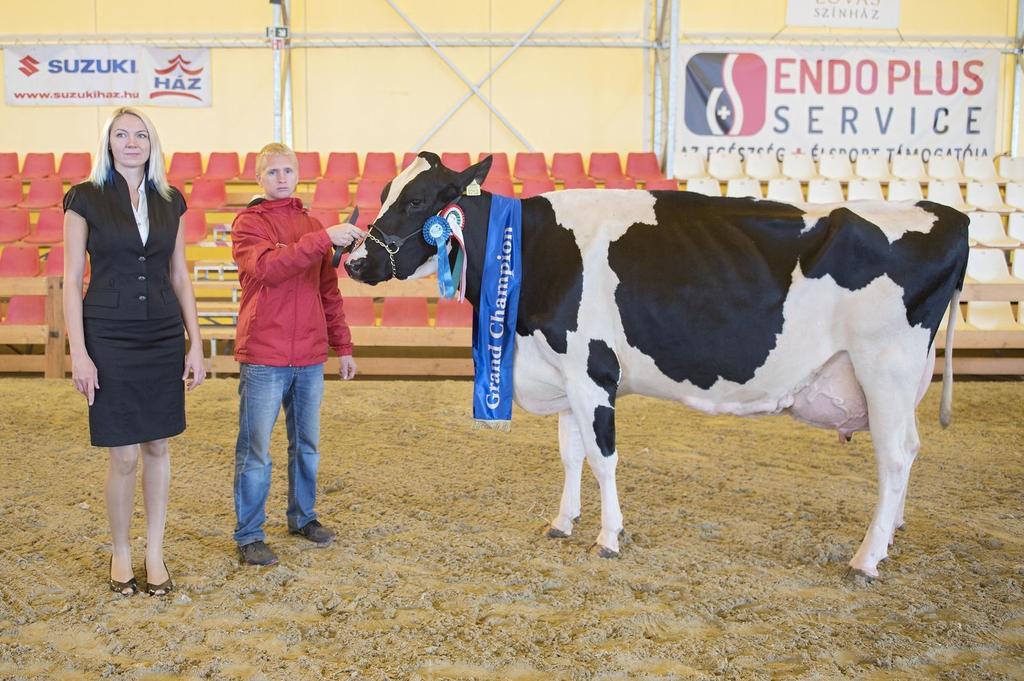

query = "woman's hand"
[
  {"left": 71, "top": 351, "right": 99, "bottom": 406},
  {"left": 183, "top": 344, "right": 207, "bottom": 390},
  {"left": 339, "top": 354, "right": 357, "bottom": 381}
]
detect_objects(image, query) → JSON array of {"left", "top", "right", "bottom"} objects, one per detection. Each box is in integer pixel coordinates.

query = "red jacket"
[{"left": 232, "top": 197, "right": 352, "bottom": 366}]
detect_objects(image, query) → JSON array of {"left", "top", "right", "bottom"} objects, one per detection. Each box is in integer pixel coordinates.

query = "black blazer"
[{"left": 64, "top": 172, "right": 187, "bottom": 320}]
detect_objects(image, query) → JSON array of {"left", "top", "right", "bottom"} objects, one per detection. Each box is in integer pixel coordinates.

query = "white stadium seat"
[
  {"left": 673, "top": 151, "right": 708, "bottom": 180},
  {"left": 1007, "top": 213, "right": 1024, "bottom": 242},
  {"left": 685, "top": 177, "right": 721, "bottom": 196},
  {"left": 891, "top": 155, "right": 928, "bottom": 182},
  {"left": 1005, "top": 182, "right": 1024, "bottom": 211},
  {"left": 963, "top": 156, "right": 1000, "bottom": 183},
  {"left": 806, "top": 178, "right": 844, "bottom": 203},
  {"left": 887, "top": 180, "right": 924, "bottom": 202},
  {"left": 966, "top": 301, "right": 1024, "bottom": 330},
  {"left": 927, "top": 180, "right": 969, "bottom": 211},
  {"left": 847, "top": 179, "right": 885, "bottom": 201},
  {"left": 938, "top": 301, "right": 970, "bottom": 331},
  {"left": 766, "top": 178, "right": 804, "bottom": 203},
  {"left": 966, "top": 248, "right": 1015, "bottom": 283},
  {"left": 707, "top": 152, "right": 744, "bottom": 181},
  {"left": 781, "top": 153, "right": 817, "bottom": 181},
  {"left": 1012, "top": 248, "right": 1024, "bottom": 279},
  {"left": 966, "top": 181, "right": 1011, "bottom": 213},
  {"left": 967, "top": 212, "right": 1020, "bottom": 249},
  {"left": 726, "top": 178, "right": 763, "bottom": 199},
  {"left": 997, "top": 156, "right": 1024, "bottom": 182},
  {"left": 926, "top": 156, "right": 964, "bottom": 182},
  {"left": 818, "top": 155, "right": 853, "bottom": 181},
  {"left": 745, "top": 152, "right": 781, "bottom": 181},
  {"left": 854, "top": 154, "right": 891, "bottom": 181}
]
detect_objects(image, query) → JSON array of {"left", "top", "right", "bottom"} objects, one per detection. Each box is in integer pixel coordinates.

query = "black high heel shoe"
[
  {"left": 145, "top": 560, "right": 174, "bottom": 597},
  {"left": 108, "top": 557, "right": 138, "bottom": 596}
]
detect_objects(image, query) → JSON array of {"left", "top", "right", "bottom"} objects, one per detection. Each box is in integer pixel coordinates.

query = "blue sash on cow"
[{"left": 472, "top": 195, "right": 522, "bottom": 430}]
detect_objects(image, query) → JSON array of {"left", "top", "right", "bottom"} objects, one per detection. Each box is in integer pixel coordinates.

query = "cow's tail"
[{"left": 939, "top": 287, "right": 960, "bottom": 428}]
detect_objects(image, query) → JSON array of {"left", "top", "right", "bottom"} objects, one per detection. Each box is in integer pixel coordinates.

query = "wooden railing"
[{"left": 1, "top": 275, "right": 1021, "bottom": 378}]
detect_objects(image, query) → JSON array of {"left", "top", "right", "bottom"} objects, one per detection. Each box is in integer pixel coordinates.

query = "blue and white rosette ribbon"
[{"left": 422, "top": 215, "right": 456, "bottom": 298}]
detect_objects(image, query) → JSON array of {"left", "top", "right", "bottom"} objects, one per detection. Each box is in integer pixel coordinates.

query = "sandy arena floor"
[{"left": 0, "top": 377, "right": 1021, "bottom": 680}]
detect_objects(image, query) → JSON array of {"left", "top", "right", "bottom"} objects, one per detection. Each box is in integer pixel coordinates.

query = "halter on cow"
[{"left": 346, "top": 151, "right": 969, "bottom": 580}]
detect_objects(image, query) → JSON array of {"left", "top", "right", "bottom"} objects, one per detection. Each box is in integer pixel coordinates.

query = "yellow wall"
[{"left": 0, "top": 0, "right": 1018, "bottom": 157}]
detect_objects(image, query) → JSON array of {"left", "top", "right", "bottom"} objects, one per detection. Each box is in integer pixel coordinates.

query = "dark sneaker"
[
  {"left": 238, "top": 540, "right": 279, "bottom": 566},
  {"left": 290, "top": 520, "right": 335, "bottom": 547}
]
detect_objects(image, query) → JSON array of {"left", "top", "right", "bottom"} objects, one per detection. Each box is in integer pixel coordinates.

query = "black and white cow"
[{"left": 346, "top": 152, "right": 968, "bottom": 579}]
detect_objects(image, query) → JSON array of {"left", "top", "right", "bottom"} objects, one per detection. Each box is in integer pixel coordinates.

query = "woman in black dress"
[{"left": 62, "top": 107, "right": 206, "bottom": 596}]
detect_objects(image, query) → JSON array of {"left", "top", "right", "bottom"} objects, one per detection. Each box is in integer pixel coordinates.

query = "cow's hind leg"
[
  {"left": 849, "top": 346, "right": 926, "bottom": 579},
  {"left": 547, "top": 411, "right": 585, "bottom": 538}
]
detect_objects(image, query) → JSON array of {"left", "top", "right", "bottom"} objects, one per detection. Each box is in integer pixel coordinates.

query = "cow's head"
[{"left": 345, "top": 152, "right": 492, "bottom": 284}]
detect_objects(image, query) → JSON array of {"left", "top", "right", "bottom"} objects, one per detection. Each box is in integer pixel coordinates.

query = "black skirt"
[{"left": 84, "top": 315, "right": 186, "bottom": 447}]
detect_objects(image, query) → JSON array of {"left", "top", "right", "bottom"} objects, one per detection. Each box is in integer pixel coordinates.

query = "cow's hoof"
[
  {"left": 546, "top": 526, "right": 571, "bottom": 539},
  {"left": 896, "top": 523, "right": 906, "bottom": 533},
  {"left": 843, "top": 566, "right": 878, "bottom": 585},
  {"left": 592, "top": 544, "right": 620, "bottom": 559}
]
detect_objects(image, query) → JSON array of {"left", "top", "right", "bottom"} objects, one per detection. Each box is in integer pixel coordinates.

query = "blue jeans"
[{"left": 233, "top": 363, "right": 324, "bottom": 546}]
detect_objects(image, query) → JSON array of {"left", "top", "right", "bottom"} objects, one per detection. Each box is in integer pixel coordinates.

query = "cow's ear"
[
  {"left": 418, "top": 151, "right": 442, "bottom": 168},
  {"left": 454, "top": 155, "right": 493, "bottom": 191}
]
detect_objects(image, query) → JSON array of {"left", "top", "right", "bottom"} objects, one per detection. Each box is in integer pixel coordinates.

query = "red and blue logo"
[{"left": 684, "top": 53, "right": 767, "bottom": 136}]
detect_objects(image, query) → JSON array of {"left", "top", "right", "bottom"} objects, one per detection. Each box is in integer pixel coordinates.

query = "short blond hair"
[{"left": 255, "top": 142, "right": 298, "bottom": 177}]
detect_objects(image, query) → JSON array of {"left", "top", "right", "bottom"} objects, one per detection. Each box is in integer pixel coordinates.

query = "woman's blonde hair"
[
  {"left": 88, "top": 106, "right": 172, "bottom": 201},
  {"left": 255, "top": 142, "right": 298, "bottom": 177}
]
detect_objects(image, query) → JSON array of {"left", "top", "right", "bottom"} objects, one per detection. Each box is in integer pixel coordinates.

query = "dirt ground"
[{"left": 0, "top": 376, "right": 1021, "bottom": 680}]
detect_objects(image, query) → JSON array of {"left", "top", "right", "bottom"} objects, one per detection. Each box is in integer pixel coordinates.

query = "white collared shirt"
[{"left": 133, "top": 179, "right": 149, "bottom": 246}]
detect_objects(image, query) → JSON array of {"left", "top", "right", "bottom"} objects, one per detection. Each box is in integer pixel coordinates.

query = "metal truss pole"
[
  {"left": 270, "top": 0, "right": 293, "bottom": 146},
  {"left": 665, "top": 0, "right": 679, "bottom": 178},
  {"left": 1012, "top": 2, "right": 1023, "bottom": 155}
]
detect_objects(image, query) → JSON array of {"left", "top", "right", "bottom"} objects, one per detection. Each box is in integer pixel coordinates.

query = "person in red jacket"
[{"left": 231, "top": 143, "right": 364, "bottom": 566}]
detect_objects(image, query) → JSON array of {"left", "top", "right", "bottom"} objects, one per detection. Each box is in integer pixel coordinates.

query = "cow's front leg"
[
  {"left": 573, "top": 340, "right": 623, "bottom": 558},
  {"left": 548, "top": 411, "right": 585, "bottom": 538}
]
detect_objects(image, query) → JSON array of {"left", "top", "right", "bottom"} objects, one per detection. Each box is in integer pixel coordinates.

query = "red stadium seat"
[
  {"left": 21, "top": 153, "right": 55, "bottom": 179},
  {"left": 2, "top": 296, "right": 45, "bottom": 325},
  {"left": 57, "top": 153, "right": 92, "bottom": 183},
  {"left": 625, "top": 152, "right": 664, "bottom": 181},
  {"left": 551, "top": 152, "right": 587, "bottom": 182},
  {"left": 603, "top": 177, "right": 636, "bottom": 189},
  {"left": 643, "top": 177, "right": 680, "bottom": 190},
  {"left": 482, "top": 175, "right": 514, "bottom": 196},
  {"left": 296, "top": 151, "right": 322, "bottom": 181},
  {"left": 478, "top": 152, "right": 511, "bottom": 180},
  {"left": 24, "top": 208, "right": 63, "bottom": 245},
  {"left": 0, "top": 179, "right": 23, "bottom": 209},
  {"left": 520, "top": 178, "right": 555, "bottom": 198},
  {"left": 43, "top": 245, "right": 64, "bottom": 276},
  {"left": 563, "top": 178, "right": 595, "bottom": 189},
  {"left": 441, "top": 152, "right": 471, "bottom": 172},
  {"left": 363, "top": 152, "right": 397, "bottom": 180},
  {"left": 0, "top": 153, "right": 18, "bottom": 178},
  {"left": 308, "top": 208, "right": 339, "bottom": 227},
  {"left": 589, "top": 152, "right": 625, "bottom": 181},
  {"left": 0, "top": 245, "right": 40, "bottom": 276},
  {"left": 401, "top": 152, "right": 419, "bottom": 170},
  {"left": 203, "top": 152, "right": 240, "bottom": 180},
  {"left": 513, "top": 152, "right": 549, "bottom": 181},
  {"left": 0, "top": 209, "right": 30, "bottom": 243},
  {"left": 188, "top": 178, "right": 227, "bottom": 209},
  {"left": 19, "top": 179, "right": 63, "bottom": 209},
  {"left": 240, "top": 152, "right": 259, "bottom": 181},
  {"left": 342, "top": 297, "right": 376, "bottom": 326},
  {"left": 324, "top": 152, "right": 360, "bottom": 181},
  {"left": 311, "top": 179, "right": 351, "bottom": 210},
  {"left": 182, "top": 209, "right": 207, "bottom": 244},
  {"left": 167, "top": 152, "right": 203, "bottom": 183},
  {"left": 381, "top": 297, "right": 428, "bottom": 326},
  {"left": 436, "top": 299, "right": 473, "bottom": 327},
  {"left": 355, "top": 179, "right": 387, "bottom": 211},
  {"left": 354, "top": 207, "right": 377, "bottom": 230}
]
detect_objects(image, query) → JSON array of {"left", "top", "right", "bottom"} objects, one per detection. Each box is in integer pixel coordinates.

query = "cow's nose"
[{"left": 345, "top": 257, "right": 365, "bottom": 278}]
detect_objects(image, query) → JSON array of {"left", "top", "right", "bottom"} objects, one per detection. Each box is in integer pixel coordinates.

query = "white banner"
[
  {"left": 786, "top": 0, "right": 901, "bottom": 29},
  {"left": 676, "top": 45, "right": 1000, "bottom": 164},
  {"left": 4, "top": 46, "right": 212, "bottom": 107}
]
